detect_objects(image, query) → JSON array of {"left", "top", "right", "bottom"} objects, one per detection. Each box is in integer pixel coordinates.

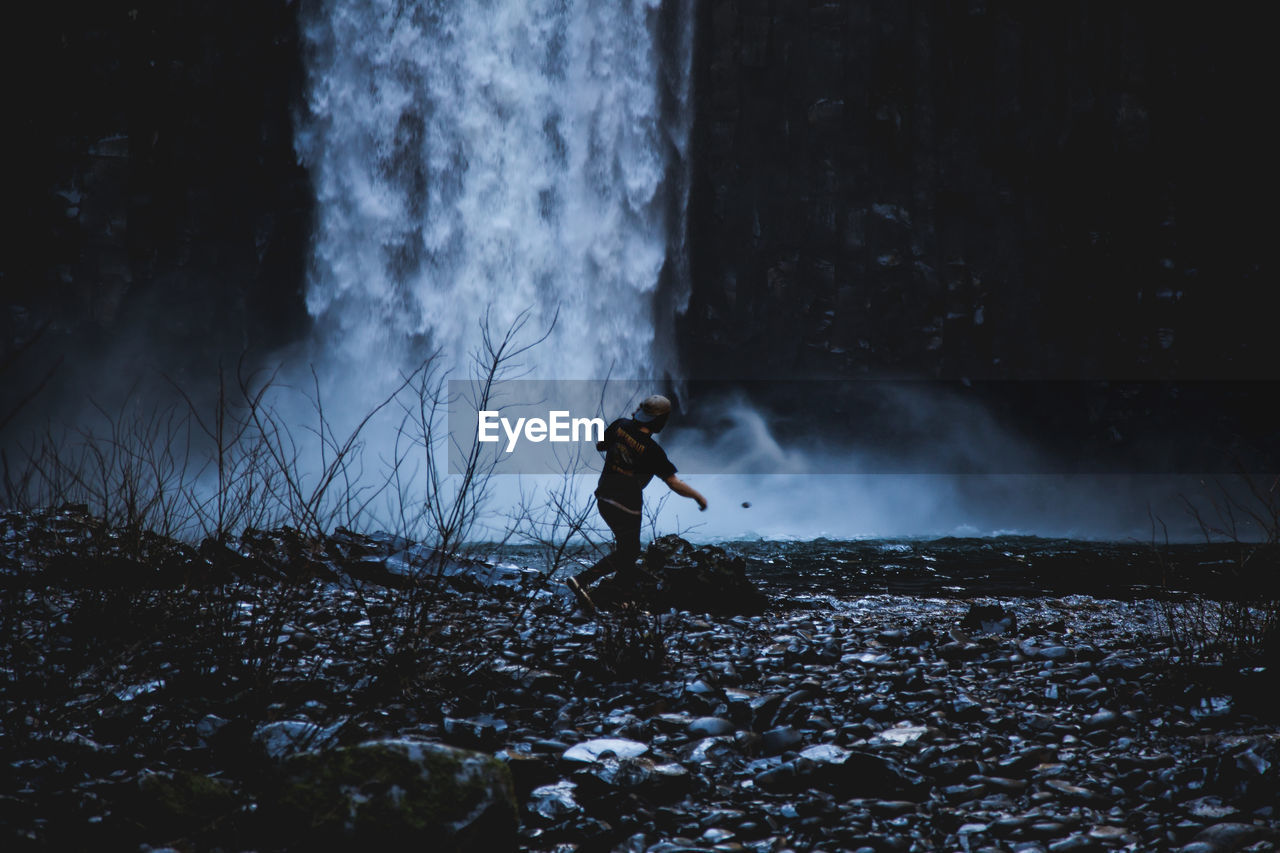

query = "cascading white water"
[
  {"left": 295, "top": 0, "right": 693, "bottom": 389},
  {"left": 289, "top": 1, "right": 1201, "bottom": 543}
]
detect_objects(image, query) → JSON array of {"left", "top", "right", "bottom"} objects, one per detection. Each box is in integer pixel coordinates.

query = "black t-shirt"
[{"left": 594, "top": 418, "right": 677, "bottom": 512}]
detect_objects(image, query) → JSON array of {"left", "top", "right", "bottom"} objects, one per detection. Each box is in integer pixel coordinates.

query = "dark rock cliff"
[
  {"left": 5, "top": 2, "right": 1274, "bottom": 464},
  {"left": 6, "top": 0, "right": 311, "bottom": 402},
  {"left": 684, "top": 1, "right": 1274, "bottom": 382}
]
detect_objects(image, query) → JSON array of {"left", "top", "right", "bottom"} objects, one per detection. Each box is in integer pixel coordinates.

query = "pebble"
[
  {"left": 562, "top": 738, "right": 648, "bottom": 763},
  {"left": 1084, "top": 709, "right": 1120, "bottom": 730},
  {"left": 760, "top": 726, "right": 803, "bottom": 755},
  {"left": 688, "top": 716, "right": 735, "bottom": 738},
  {"left": 7, "top": 517, "right": 1277, "bottom": 852}
]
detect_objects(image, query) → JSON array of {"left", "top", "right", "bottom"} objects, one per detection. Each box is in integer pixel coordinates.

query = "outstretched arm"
[{"left": 663, "top": 474, "right": 707, "bottom": 511}]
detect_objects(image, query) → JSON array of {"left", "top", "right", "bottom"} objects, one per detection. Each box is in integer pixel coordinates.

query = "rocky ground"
[{"left": 2, "top": 507, "right": 1277, "bottom": 852}]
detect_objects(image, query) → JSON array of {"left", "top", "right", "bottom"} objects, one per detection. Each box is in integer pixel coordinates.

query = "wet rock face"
[
  {"left": 508, "top": 595, "right": 1280, "bottom": 851},
  {"left": 122, "top": 770, "right": 239, "bottom": 841},
  {"left": 5, "top": 512, "right": 1279, "bottom": 850},
  {"left": 686, "top": 3, "right": 1275, "bottom": 382},
  {"left": 590, "top": 535, "right": 769, "bottom": 615},
  {"left": 0, "top": 508, "right": 539, "bottom": 593},
  {"left": 271, "top": 739, "right": 517, "bottom": 851},
  {"left": 962, "top": 602, "right": 1018, "bottom": 636},
  {"left": 9, "top": 0, "right": 312, "bottom": 392}
]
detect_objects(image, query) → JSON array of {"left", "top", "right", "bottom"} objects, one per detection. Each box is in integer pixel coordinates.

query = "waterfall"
[{"left": 295, "top": 0, "right": 693, "bottom": 388}]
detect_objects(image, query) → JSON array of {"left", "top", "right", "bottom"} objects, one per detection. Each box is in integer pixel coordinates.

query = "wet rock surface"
[
  {"left": 270, "top": 739, "right": 517, "bottom": 850},
  {"left": 2, "top": 510, "right": 1278, "bottom": 851},
  {"left": 0, "top": 506, "right": 532, "bottom": 594},
  {"left": 589, "top": 535, "right": 769, "bottom": 615},
  {"left": 11, "top": 0, "right": 312, "bottom": 388},
  {"left": 688, "top": 3, "right": 1276, "bottom": 386}
]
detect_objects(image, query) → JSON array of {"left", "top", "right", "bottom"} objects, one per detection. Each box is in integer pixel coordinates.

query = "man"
[{"left": 567, "top": 394, "right": 707, "bottom": 612}]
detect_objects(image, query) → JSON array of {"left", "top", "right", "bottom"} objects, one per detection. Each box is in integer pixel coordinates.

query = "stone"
[
  {"left": 688, "top": 716, "right": 735, "bottom": 738},
  {"left": 582, "top": 756, "right": 655, "bottom": 789},
  {"left": 1040, "top": 646, "right": 1072, "bottom": 662},
  {"left": 1043, "top": 779, "right": 1105, "bottom": 805},
  {"left": 877, "top": 628, "right": 906, "bottom": 645},
  {"left": 961, "top": 603, "right": 1018, "bottom": 636},
  {"left": 1083, "top": 709, "right": 1120, "bottom": 731},
  {"left": 11, "top": 509, "right": 1280, "bottom": 851},
  {"left": 562, "top": 738, "right": 648, "bottom": 763},
  {"left": 528, "top": 780, "right": 580, "bottom": 820},
  {"left": 684, "top": 736, "right": 738, "bottom": 764},
  {"left": 443, "top": 715, "right": 509, "bottom": 749},
  {"left": 1184, "top": 797, "right": 1240, "bottom": 821},
  {"left": 1087, "top": 826, "right": 1134, "bottom": 844},
  {"left": 950, "top": 694, "right": 987, "bottom": 722},
  {"left": 871, "top": 724, "right": 930, "bottom": 747},
  {"left": 495, "top": 750, "right": 557, "bottom": 798},
  {"left": 1179, "top": 822, "right": 1278, "bottom": 852},
  {"left": 271, "top": 739, "right": 517, "bottom": 850},
  {"left": 254, "top": 720, "right": 341, "bottom": 761},
  {"left": 799, "top": 744, "right": 851, "bottom": 764},
  {"left": 760, "top": 726, "right": 803, "bottom": 755},
  {"left": 590, "top": 536, "right": 769, "bottom": 614},
  {"left": 195, "top": 714, "right": 229, "bottom": 740},
  {"left": 760, "top": 746, "right": 924, "bottom": 799},
  {"left": 126, "top": 770, "right": 239, "bottom": 839},
  {"left": 1048, "top": 837, "right": 1102, "bottom": 852}
]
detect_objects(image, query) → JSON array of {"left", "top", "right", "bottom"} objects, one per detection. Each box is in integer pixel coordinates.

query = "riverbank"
[{"left": 2, "top": 510, "right": 1276, "bottom": 851}]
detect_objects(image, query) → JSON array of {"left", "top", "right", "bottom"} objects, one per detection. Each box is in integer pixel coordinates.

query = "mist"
[{"left": 6, "top": 0, "right": 1273, "bottom": 549}]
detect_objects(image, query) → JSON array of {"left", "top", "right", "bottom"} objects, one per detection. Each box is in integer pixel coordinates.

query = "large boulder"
[
  {"left": 117, "top": 770, "right": 242, "bottom": 843},
  {"left": 591, "top": 535, "right": 768, "bottom": 615},
  {"left": 753, "top": 745, "right": 926, "bottom": 800},
  {"left": 267, "top": 739, "right": 517, "bottom": 851}
]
